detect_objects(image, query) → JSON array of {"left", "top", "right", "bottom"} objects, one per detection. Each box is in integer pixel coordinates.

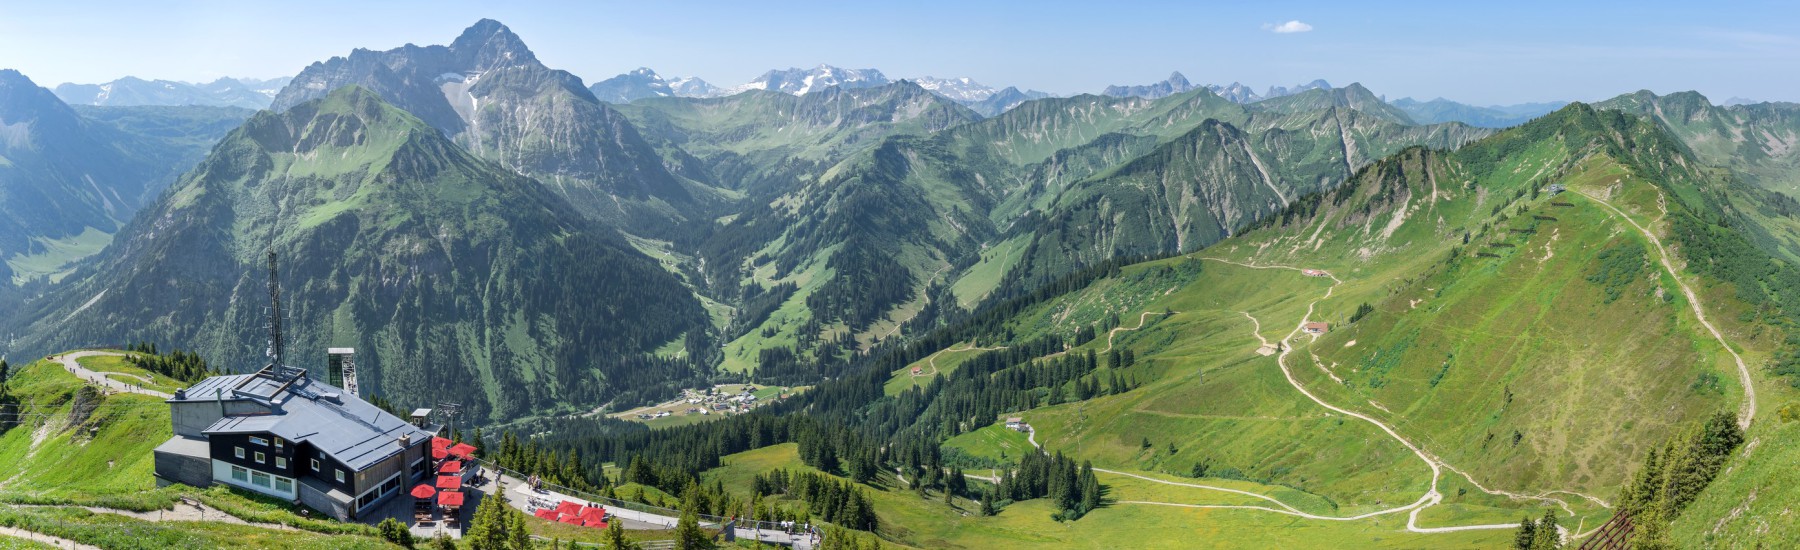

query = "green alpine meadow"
[{"left": 0, "top": 4, "right": 1796, "bottom": 548}]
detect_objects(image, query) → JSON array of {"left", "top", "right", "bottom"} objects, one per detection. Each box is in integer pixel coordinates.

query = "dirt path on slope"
[
  {"left": 0, "top": 525, "right": 99, "bottom": 550},
  {"left": 52, "top": 351, "right": 172, "bottom": 399},
  {"left": 1576, "top": 190, "right": 1756, "bottom": 429}
]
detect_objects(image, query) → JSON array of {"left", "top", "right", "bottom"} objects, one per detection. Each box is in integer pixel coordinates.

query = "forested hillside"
[{"left": 4, "top": 87, "right": 710, "bottom": 422}]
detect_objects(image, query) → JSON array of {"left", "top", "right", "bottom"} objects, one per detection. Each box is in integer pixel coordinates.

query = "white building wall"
[{"left": 211, "top": 459, "right": 297, "bottom": 501}]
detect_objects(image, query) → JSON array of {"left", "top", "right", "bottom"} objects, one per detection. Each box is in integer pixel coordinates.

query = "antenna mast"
[{"left": 266, "top": 250, "right": 285, "bottom": 368}]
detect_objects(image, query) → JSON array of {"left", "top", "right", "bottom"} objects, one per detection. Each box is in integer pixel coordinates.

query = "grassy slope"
[
  {"left": 863, "top": 105, "right": 1779, "bottom": 544},
  {"left": 702, "top": 443, "right": 1506, "bottom": 549}
]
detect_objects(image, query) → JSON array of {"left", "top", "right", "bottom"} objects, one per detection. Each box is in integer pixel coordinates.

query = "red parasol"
[
  {"left": 431, "top": 436, "right": 452, "bottom": 449},
  {"left": 435, "top": 475, "right": 462, "bottom": 490},
  {"left": 534, "top": 509, "right": 559, "bottom": 520},
  {"left": 555, "top": 501, "right": 581, "bottom": 517},
  {"left": 437, "top": 491, "right": 464, "bottom": 507},
  {"left": 438, "top": 460, "right": 463, "bottom": 474},
  {"left": 579, "top": 506, "right": 604, "bottom": 520},
  {"left": 584, "top": 519, "right": 608, "bottom": 529},
  {"left": 447, "top": 443, "right": 476, "bottom": 458},
  {"left": 410, "top": 484, "right": 437, "bottom": 499},
  {"left": 431, "top": 448, "right": 449, "bottom": 460},
  {"left": 559, "top": 514, "right": 582, "bottom": 525}
]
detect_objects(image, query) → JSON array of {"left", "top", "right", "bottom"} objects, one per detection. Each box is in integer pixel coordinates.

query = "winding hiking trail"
[
  {"left": 1102, "top": 311, "right": 1171, "bottom": 354},
  {"left": 1576, "top": 190, "right": 1756, "bottom": 429},
  {"left": 1015, "top": 257, "right": 1620, "bottom": 539},
  {"left": 53, "top": 350, "right": 173, "bottom": 399},
  {"left": 914, "top": 344, "right": 1009, "bottom": 378}
]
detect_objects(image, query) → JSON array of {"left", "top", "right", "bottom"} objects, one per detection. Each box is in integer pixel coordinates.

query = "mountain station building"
[{"left": 152, "top": 364, "right": 441, "bottom": 520}]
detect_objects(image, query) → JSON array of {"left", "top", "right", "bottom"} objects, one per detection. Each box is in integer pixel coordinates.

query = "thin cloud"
[{"left": 1264, "top": 20, "right": 1313, "bottom": 34}]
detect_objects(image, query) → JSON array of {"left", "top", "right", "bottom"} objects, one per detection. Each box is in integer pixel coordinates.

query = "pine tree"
[
  {"left": 979, "top": 489, "right": 996, "bottom": 516},
  {"left": 603, "top": 521, "right": 642, "bottom": 550},
  {"left": 1529, "top": 509, "right": 1560, "bottom": 549},
  {"left": 508, "top": 506, "right": 532, "bottom": 549},
  {"left": 675, "top": 508, "right": 714, "bottom": 550},
  {"left": 430, "top": 533, "right": 457, "bottom": 550},
  {"left": 465, "top": 488, "right": 511, "bottom": 550},
  {"left": 1628, "top": 508, "right": 1673, "bottom": 550},
  {"left": 1077, "top": 461, "right": 1100, "bottom": 515},
  {"left": 1512, "top": 516, "right": 1536, "bottom": 549}
]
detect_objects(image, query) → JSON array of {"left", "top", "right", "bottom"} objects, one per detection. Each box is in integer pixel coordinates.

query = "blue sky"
[{"left": 1, "top": 0, "right": 1795, "bottom": 105}]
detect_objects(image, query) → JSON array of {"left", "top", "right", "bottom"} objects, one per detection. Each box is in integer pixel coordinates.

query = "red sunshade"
[
  {"left": 584, "top": 519, "right": 608, "bottom": 529},
  {"left": 559, "top": 514, "right": 582, "bottom": 525},
  {"left": 447, "top": 443, "right": 477, "bottom": 458},
  {"left": 435, "top": 475, "right": 462, "bottom": 490},
  {"left": 579, "top": 506, "right": 604, "bottom": 520},
  {"left": 431, "top": 437, "right": 452, "bottom": 449},
  {"left": 534, "top": 509, "right": 559, "bottom": 520},
  {"left": 410, "top": 484, "right": 437, "bottom": 499},
  {"left": 438, "top": 491, "right": 464, "bottom": 507},
  {"left": 431, "top": 448, "right": 449, "bottom": 460},
  {"left": 438, "top": 460, "right": 463, "bottom": 474},
  {"left": 556, "top": 501, "right": 582, "bottom": 517}
]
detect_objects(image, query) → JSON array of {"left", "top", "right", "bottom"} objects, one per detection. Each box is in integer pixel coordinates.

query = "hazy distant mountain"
[
  {"left": 1252, "top": 83, "right": 1415, "bottom": 125},
  {"left": 1721, "top": 97, "right": 1760, "bottom": 107},
  {"left": 725, "top": 65, "right": 889, "bottom": 95},
  {"left": 1106, "top": 74, "right": 1335, "bottom": 104},
  {"left": 960, "top": 86, "right": 1054, "bottom": 117},
  {"left": 1102, "top": 72, "right": 1197, "bottom": 99},
  {"left": 1207, "top": 82, "right": 1260, "bottom": 103},
  {"left": 1264, "top": 79, "right": 1332, "bottom": 99},
  {"left": 0, "top": 70, "right": 247, "bottom": 284},
  {"left": 53, "top": 76, "right": 288, "bottom": 109},
  {"left": 588, "top": 67, "right": 719, "bottom": 103},
  {"left": 1390, "top": 97, "right": 1568, "bottom": 128}
]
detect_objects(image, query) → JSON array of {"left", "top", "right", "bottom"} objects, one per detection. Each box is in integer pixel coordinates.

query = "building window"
[
  {"left": 311, "top": 459, "right": 321, "bottom": 472},
  {"left": 234, "top": 447, "right": 245, "bottom": 459},
  {"left": 252, "top": 471, "right": 271, "bottom": 488},
  {"left": 254, "top": 452, "right": 265, "bottom": 464},
  {"left": 275, "top": 457, "right": 286, "bottom": 469},
  {"left": 248, "top": 436, "right": 269, "bottom": 446},
  {"left": 336, "top": 469, "right": 345, "bottom": 483},
  {"left": 275, "top": 478, "right": 293, "bottom": 493},
  {"left": 231, "top": 466, "right": 248, "bottom": 482},
  {"left": 274, "top": 437, "right": 284, "bottom": 449}
]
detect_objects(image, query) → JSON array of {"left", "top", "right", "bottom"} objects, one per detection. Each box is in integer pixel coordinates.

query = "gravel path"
[{"left": 52, "top": 351, "right": 172, "bottom": 399}]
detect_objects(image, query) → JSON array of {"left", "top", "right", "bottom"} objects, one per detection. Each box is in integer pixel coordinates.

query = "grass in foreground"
[{"left": 0, "top": 506, "right": 393, "bottom": 550}]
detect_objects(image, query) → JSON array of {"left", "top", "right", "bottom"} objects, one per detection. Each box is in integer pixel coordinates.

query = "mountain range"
[
  {"left": 1389, "top": 97, "right": 1569, "bottom": 128},
  {"left": 6, "top": 86, "right": 708, "bottom": 421},
  {"left": 53, "top": 76, "right": 289, "bottom": 109},
  {"left": 1101, "top": 72, "right": 1333, "bottom": 103},
  {"left": 586, "top": 65, "right": 1057, "bottom": 118},
  {"left": 0, "top": 70, "right": 251, "bottom": 286},
  {"left": 3, "top": 15, "right": 1800, "bottom": 549}
]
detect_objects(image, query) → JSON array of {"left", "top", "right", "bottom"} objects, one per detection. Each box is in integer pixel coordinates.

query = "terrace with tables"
[{"left": 357, "top": 436, "right": 481, "bottom": 539}]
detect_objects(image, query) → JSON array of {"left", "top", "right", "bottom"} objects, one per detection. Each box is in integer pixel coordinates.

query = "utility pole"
[
  {"left": 437, "top": 402, "right": 462, "bottom": 438},
  {"left": 266, "top": 250, "right": 285, "bottom": 369}
]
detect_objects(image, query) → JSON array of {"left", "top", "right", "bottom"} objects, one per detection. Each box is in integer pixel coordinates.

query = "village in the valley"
[{"left": 610, "top": 383, "right": 804, "bottom": 427}]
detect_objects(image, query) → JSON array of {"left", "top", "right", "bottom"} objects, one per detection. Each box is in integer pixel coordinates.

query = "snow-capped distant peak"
[
  {"left": 912, "top": 76, "right": 997, "bottom": 102},
  {"left": 727, "top": 65, "right": 890, "bottom": 96}
]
